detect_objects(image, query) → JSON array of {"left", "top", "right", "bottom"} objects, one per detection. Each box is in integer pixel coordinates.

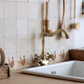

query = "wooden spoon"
[
  {"left": 61, "top": 0, "right": 66, "bottom": 39},
  {"left": 45, "top": 0, "right": 53, "bottom": 33}
]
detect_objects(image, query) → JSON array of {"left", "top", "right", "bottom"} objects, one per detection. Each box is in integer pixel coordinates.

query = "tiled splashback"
[{"left": 0, "top": 0, "right": 74, "bottom": 70}]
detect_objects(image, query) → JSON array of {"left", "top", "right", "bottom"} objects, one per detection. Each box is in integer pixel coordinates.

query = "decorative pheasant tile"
[
  {"left": 28, "top": 51, "right": 39, "bottom": 67},
  {"left": 16, "top": 52, "right": 28, "bottom": 69},
  {"left": 58, "top": 47, "right": 66, "bottom": 62},
  {"left": 49, "top": 48, "right": 57, "bottom": 64},
  {"left": 5, "top": 53, "right": 16, "bottom": 70}
]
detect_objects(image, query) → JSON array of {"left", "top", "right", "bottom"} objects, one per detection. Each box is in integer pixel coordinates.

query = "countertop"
[{"left": 0, "top": 70, "right": 84, "bottom": 84}]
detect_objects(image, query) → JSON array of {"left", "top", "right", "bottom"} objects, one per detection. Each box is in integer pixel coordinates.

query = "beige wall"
[{"left": 0, "top": 0, "right": 74, "bottom": 70}]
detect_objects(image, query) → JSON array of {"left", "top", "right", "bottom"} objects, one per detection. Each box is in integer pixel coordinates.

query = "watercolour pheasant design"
[
  {"left": 54, "top": 51, "right": 56, "bottom": 58},
  {"left": 8, "top": 57, "right": 14, "bottom": 68},
  {"left": 17, "top": 55, "right": 25, "bottom": 66},
  {"left": 59, "top": 50, "right": 65, "bottom": 59},
  {"left": 29, "top": 54, "right": 36, "bottom": 63}
]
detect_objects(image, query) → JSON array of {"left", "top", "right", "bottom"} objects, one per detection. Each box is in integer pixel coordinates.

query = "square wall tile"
[
  {"left": 4, "top": 19, "right": 16, "bottom": 36},
  {"left": 28, "top": 3, "right": 38, "bottom": 18},
  {"left": 4, "top": 0, "right": 16, "bottom": 1},
  {"left": 28, "top": 0, "right": 38, "bottom": 2},
  {"left": 49, "top": 36, "right": 57, "bottom": 48},
  {"left": 66, "top": 0, "right": 71, "bottom": 3},
  {"left": 28, "top": 34, "right": 39, "bottom": 51},
  {"left": 17, "top": 0, "right": 27, "bottom": 2},
  {"left": 38, "top": 3, "right": 45, "bottom": 19},
  {"left": 16, "top": 52, "right": 28, "bottom": 69},
  {"left": 4, "top": 2, "right": 15, "bottom": 19},
  {"left": 38, "top": 19, "right": 43, "bottom": 34},
  {"left": 45, "top": 37, "right": 49, "bottom": 49},
  {"left": 0, "top": 20, "right": 3, "bottom": 37},
  {"left": 4, "top": 37, "right": 16, "bottom": 54},
  {"left": 38, "top": 0, "right": 47, "bottom": 3},
  {"left": 57, "top": 47, "right": 66, "bottom": 62},
  {"left": 27, "top": 19, "right": 38, "bottom": 35},
  {"left": 28, "top": 51, "right": 38, "bottom": 67},
  {"left": 17, "top": 36, "right": 27, "bottom": 53},
  {"left": 38, "top": 33, "right": 42, "bottom": 50},
  {"left": 0, "top": 0, "right": 3, "bottom": 2},
  {"left": 49, "top": 18, "right": 59, "bottom": 32},
  {"left": 17, "top": 2, "right": 27, "bottom": 19},
  {"left": 57, "top": 38, "right": 67, "bottom": 47},
  {"left": 5, "top": 53, "right": 16, "bottom": 70},
  {"left": 0, "top": 37, "right": 3, "bottom": 49},
  {"left": 66, "top": 3, "right": 71, "bottom": 18},
  {"left": 49, "top": 3, "right": 58, "bottom": 18},
  {"left": 49, "top": 48, "right": 57, "bottom": 63},
  {"left": 17, "top": 19, "right": 27, "bottom": 36},
  {"left": 0, "top": 2, "right": 3, "bottom": 19},
  {"left": 50, "top": 0, "right": 59, "bottom": 2}
]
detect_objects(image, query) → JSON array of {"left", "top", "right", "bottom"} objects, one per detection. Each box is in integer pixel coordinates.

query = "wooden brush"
[{"left": 72, "top": 0, "right": 80, "bottom": 31}]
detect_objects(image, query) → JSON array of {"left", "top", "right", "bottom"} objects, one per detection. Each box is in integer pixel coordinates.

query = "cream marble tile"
[
  {"left": 66, "top": 0, "right": 71, "bottom": 3},
  {"left": 57, "top": 38, "right": 67, "bottom": 47},
  {"left": 28, "top": 50, "right": 38, "bottom": 67},
  {"left": 4, "top": 0, "right": 16, "bottom": 1},
  {"left": 38, "top": 19, "right": 43, "bottom": 34},
  {"left": 45, "top": 37, "right": 49, "bottom": 49},
  {"left": 28, "top": 3, "right": 38, "bottom": 18},
  {"left": 17, "top": 0, "right": 27, "bottom": 2},
  {"left": 17, "top": 36, "right": 27, "bottom": 53},
  {"left": 50, "top": 0, "right": 58, "bottom": 2},
  {"left": 27, "top": 34, "right": 39, "bottom": 51},
  {"left": 66, "top": 3, "right": 71, "bottom": 18},
  {"left": 66, "top": 19, "right": 74, "bottom": 46},
  {"left": 0, "top": 19, "right": 3, "bottom": 37},
  {"left": 57, "top": 47, "right": 66, "bottom": 62},
  {"left": 4, "top": 19, "right": 16, "bottom": 36},
  {"left": 0, "top": 37, "right": 3, "bottom": 49},
  {"left": 4, "top": 2, "right": 15, "bottom": 19},
  {"left": 49, "top": 3, "right": 58, "bottom": 18},
  {"left": 38, "top": 0, "right": 47, "bottom": 3},
  {"left": 38, "top": 33, "right": 42, "bottom": 50},
  {"left": 27, "top": 19, "right": 38, "bottom": 35},
  {"left": 0, "top": 2, "right": 3, "bottom": 19},
  {"left": 16, "top": 52, "right": 28, "bottom": 69},
  {"left": 49, "top": 36, "right": 57, "bottom": 48},
  {"left": 5, "top": 37, "right": 16, "bottom": 54},
  {"left": 17, "top": 2, "right": 27, "bottom": 19},
  {"left": 49, "top": 48, "right": 57, "bottom": 59},
  {"left": 0, "top": 0, "right": 3, "bottom": 2},
  {"left": 38, "top": 2, "right": 46, "bottom": 19},
  {"left": 5, "top": 53, "right": 16, "bottom": 70},
  {"left": 17, "top": 19, "right": 27, "bottom": 36},
  {"left": 28, "top": 0, "right": 38, "bottom": 2},
  {"left": 49, "top": 18, "right": 59, "bottom": 32}
]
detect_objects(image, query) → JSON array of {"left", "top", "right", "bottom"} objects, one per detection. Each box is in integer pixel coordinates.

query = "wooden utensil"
[
  {"left": 61, "top": 0, "right": 66, "bottom": 39},
  {"left": 0, "top": 48, "right": 5, "bottom": 66},
  {"left": 72, "top": 0, "right": 80, "bottom": 31},
  {"left": 45, "top": 0, "right": 53, "bottom": 33}
]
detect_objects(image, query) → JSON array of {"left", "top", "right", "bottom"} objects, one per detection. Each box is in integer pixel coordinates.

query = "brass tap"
[{"left": 35, "top": 26, "right": 69, "bottom": 66}]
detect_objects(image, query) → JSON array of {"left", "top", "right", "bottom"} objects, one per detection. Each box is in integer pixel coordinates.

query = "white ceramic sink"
[{"left": 22, "top": 61, "right": 84, "bottom": 82}]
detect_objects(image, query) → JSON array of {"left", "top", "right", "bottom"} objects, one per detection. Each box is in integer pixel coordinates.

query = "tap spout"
[{"left": 45, "top": 29, "right": 69, "bottom": 39}]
